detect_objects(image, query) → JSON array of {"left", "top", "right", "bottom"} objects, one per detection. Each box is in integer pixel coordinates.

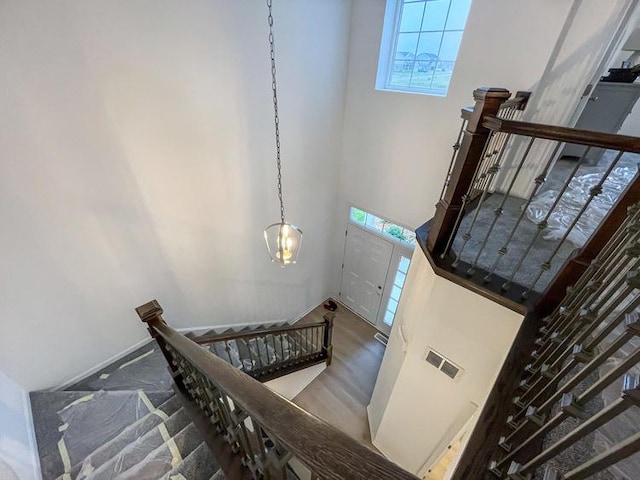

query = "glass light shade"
[{"left": 264, "top": 222, "right": 303, "bottom": 266}]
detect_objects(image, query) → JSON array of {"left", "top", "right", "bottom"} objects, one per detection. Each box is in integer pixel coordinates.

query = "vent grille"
[
  {"left": 425, "top": 348, "right": 462, "bottom": 380},
  {"left": 426, "top": 350, "right": 444, "bottom": 368}
]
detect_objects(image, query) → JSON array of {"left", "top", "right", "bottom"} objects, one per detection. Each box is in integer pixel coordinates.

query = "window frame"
[
  {"left": 376, "top": 0, "right": 470, "bottom": 97},
  {"left": 348, "top": 206, "right": 416, "bottom": 248}
]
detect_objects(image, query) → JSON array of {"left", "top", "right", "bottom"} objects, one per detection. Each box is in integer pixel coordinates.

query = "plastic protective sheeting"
[
  {"left": 57, "top": 390, "right": 155, "bottom": 478},
  {"left": 526, "top": 166, "right": 636, "bottom": 247}
]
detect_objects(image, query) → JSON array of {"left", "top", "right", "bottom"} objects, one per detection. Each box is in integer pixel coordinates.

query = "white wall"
[
  {"left": 497, "top": 0, "right": 640, "bottom": 197},
  {"left": 0, "top": 0, "right": 352, "bottom": 391},
  {"left": 369, "top": 251, "right": 523, "bottom": 474},
  {"left": 339, "top": 0, "right": 574, "bottom": 231},
  {"left": 0, "top": 370, "right": 39, "bottom": 480}
]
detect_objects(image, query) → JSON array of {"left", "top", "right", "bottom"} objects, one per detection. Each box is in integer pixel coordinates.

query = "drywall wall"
[
  {"left": 369, "top": 251, "right": 523, "bottom": 474},
  {"left": 0, "top": 370, "right": 39, "bottom": 480},
  {"left": 339, "top": 0, "right": 574, "bottom": 232},
  {"left": 0, "top": 0, "right": 351, "bottom": 391},
  {"left": 367, "top": 242, "right": 436, "bottom": 438},
  {"left": 496, "top": 0, "right": 639, "bottom": 197}
]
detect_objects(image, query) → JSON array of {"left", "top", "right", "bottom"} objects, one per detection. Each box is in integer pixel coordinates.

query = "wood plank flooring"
[{"left": 293, "top": 301, "right": 386, "bottom": 449}]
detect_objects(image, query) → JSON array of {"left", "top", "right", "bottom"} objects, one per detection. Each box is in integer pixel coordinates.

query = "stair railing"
[
  {"left": 192, "top": 316, "right": 334, "bottom": 382},
  {"left": 419, "top": 87, "right": 640, "bottom": 479},
  {"left": 454, "top": 202, "right": 640, "bottom": 479},
  {"left": 421, "top": 87, "right": 640, "bottom": 311},
  {"left": 137, "top": 301, "right": 417, "bottom": 480}
]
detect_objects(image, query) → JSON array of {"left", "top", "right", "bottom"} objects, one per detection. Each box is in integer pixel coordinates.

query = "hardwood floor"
[{"left": 293, "top": 300, "right": 386, "bottom": 449}]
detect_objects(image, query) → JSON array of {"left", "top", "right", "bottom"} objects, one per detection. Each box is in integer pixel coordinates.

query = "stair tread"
[
  {"left": 87, "top": 408, "right": 192, "bottom": 480},
  {"left": 159, "top": 442, "right": 219, "bottom": 480},
  {"left": 31, "top": 390, "right": 171, "bottom": 480},
  {"left": 115, "top": 423, "right": 203, "bottom": 480},
  {"left": 64, "top": 395, "right": 182, "bottom": 479}
]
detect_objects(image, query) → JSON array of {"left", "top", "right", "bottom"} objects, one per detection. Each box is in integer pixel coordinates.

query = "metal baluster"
[
  {"left": 457, "top": 137, "right": 535, "bottom": 273},
  {"left": 535, "top": 226, "right": 640, "bottom": 351},
  {"left": 506, "top": 147, "right": 594, "bottom": 287},
  {"left": 514, "top": 374, "right": 639, "bottom": 476},
  {"left": 515, "top": 298, "right": 640, "bottom": 421},
  {"left": 252, "top": 424, "right": 270, "bottom": 479},
  {"left": 563, "top": 431, "right": 640, "bottom": 480},
  {"left": 224, "top": 341, "right": 234, "bottom": 366},
  {"left": 441, "top": 130, "right": 500, "bottom": 259},
  {"left": 247, "top": 341, "right": 256, "bottom": 371},
  {"left": 498, "top": 342, "right": 640, "bottom": 468},
  {"left": 533, "top": 217, "right": 640, "bottom": 358},
  {"left": 531, "top": 281, "right": 636, "bottom": 374},
  {"left": 522, "top": 150, "right": 626, "bottom": 298},
  {"left": 253, "top": 338, "right": 265, "bottom": 372},
  {"left": 471, "top": 129, "right": 503, "bottom": 198},
  {"left": 482, "top": 141, "right": 563, "bottom": 282},
  {"left": 439, "top": 118, "right": 468, "bottom": 201},
  {"left": 475, "top": 108, "right": 518, "bottom": 195},
  {"left": 305, "top": 327, "right": 310, "bottom": 354},
  {"left": 277, "top": 334, "right": 285, "bottom": 362},
  {"left": 270, "top": 334, "right": 277, "bottom": 366}
]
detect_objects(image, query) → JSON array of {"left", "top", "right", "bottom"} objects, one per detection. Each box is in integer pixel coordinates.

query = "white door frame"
[{"left": 339, "top": 214, "right": 415, "bottom": 334}]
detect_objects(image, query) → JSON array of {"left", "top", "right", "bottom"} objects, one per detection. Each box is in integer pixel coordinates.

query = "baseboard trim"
[
  {"left": 23, "top": 390, "right": 43, "bottom": 480},
  {"left": 53, "top": 336, "right": 153, "bottom": 391}
]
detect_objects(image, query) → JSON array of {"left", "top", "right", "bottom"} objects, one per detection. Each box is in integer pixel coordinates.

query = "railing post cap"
[
  {"left": 136, "top": 299, "right": 163, "bottom": 322},
  {"left": 323, "top": 312, "right": 336, "bottom": 323},
  {"left": 473, "top": 87, "right": 511, "bottom": 101}
]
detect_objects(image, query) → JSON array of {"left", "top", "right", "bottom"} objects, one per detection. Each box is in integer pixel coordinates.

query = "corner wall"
[
  {"left": 368, "top": 251, "right": 523, "bottom": 474},
  {"left": 0, "top": 0, "right": 352, "bottom": 391},
  {"left": 339, "top": 0, "right": 574, "bottom": 231},
  {"left": 0, "top": 370, "right": 40, "bottom": 480}
]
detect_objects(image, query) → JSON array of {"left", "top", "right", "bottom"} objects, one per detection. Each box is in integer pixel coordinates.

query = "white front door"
[{"left": 339, "top": 224, "right": 394, "bottom": 324}]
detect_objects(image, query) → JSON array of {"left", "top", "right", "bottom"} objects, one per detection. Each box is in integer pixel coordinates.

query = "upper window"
[
  {"left": 376, "top": 0, "right": 472, "bottom": 96},
  {"left": 349, "top": 207, "right": 416, "bottom": 247}
]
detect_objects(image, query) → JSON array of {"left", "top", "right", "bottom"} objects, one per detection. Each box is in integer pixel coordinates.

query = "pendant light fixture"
[{"left": 263, "top": 0, "right": 302, "bottom": 266}]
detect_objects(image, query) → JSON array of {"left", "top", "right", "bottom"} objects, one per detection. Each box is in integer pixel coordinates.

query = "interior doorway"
[{"left": 339, "top": 207, "right": 415, "bottom": 335}]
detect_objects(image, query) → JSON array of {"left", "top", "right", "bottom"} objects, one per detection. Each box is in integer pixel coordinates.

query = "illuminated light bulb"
[{"left": 264, "top": 222, "right": 303, "bottom": 266}]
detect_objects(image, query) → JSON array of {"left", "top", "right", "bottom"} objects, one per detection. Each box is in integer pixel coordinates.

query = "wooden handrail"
[
  {"left": 428, "top": 87, "right": 512, "bottom": 253},
  {"left": 460, "top": 91, "right": 529, "bottom": 121},
  {"left": 138, "top": 301, "right": 417, "bottom": 480},
  {"left": 193, "top": 320, "right": 327, "bottom": 345},
  {"left": 500, "top": 90, "right": 531, "bottom": 111},
  {"left": 483, "top": 115, "right": 640, "bottom": 153}
]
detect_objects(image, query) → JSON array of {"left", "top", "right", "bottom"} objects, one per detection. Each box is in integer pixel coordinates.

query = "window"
[
  {"left": 383, "top": 255, "right": 411, "bottom": 327},
  {"left": 376, "top": 0, "right": 472, "bottom": 96},
  {"left": 349, "top": 207, "right": 416, "bottom": 247}
]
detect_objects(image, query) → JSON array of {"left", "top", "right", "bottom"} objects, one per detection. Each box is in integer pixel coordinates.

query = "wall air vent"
[
  {"left": 426, "top": 350, "right": 444, "bottom": 368},
  {"left": 425, "top": 348, "right": 463, "bottom": 380}
]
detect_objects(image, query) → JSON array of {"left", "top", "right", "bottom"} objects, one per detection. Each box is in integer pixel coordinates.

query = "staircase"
[{"left": 30, "top": 318, "right": 333, "bottom": 480}]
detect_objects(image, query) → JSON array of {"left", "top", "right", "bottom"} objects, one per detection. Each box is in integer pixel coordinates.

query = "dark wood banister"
[
  {"left": 422, "top": 86, "right": 640, "bottom": 479},
  {"left": 483, "top": 115, "right": 640, "bottom": 153},
  {"left": 193, "top": 319, "right": 328, "bottom": 345},
  {"left": 460, "top": 90, "right": 530, "bottom": 121},
  {"left": 138, "top": 302, "right": 417, "bottom": 480}
]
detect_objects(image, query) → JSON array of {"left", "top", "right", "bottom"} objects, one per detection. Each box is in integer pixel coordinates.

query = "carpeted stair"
[{"left": 30, "top": 321, "right": 313, "bottom": 480}]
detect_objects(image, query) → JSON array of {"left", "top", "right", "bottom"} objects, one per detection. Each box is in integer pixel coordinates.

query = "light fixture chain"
[{"left": 267, "top": 0, "right": 285, "bottom": 224}]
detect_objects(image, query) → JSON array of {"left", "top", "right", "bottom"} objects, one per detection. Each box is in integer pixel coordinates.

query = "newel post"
[
  {"left": 136, "top": 299, "right": 184, "bottom": 388},
  {"left": 322, "top": 312, "right": 335, "bottom": 366},
  {"left": 427, "top": 87, "right": 512, "bottom": 254}
]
